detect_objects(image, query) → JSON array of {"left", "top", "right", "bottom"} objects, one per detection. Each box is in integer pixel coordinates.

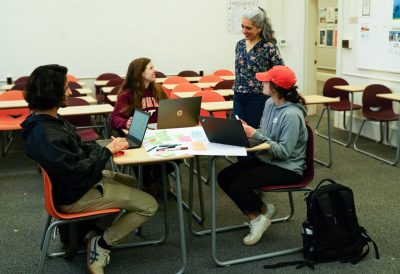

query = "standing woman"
[
  {"left": 218, "top": 66, "right": 308, "bottom": 246},
  {"left": 110, "top": 57, "right": 169, "bottom": 197},
  {"left": 234, "top": 7, "right": 284, "bottom": 128}
]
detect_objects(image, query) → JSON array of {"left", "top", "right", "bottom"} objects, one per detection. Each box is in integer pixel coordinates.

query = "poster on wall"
[
  {"left": 389, "top": 31, "right": 400, "bottom": 54},
  {"left": 360, "top": 23, "right": 370, "bottom": 40},
  {"left": 319, "top": 29, "right": 327, "bottom": 46},
  {"left": 326, "top": 27, "right": 334, "bottom": 47},
  {"left": 326, "top": 7, "right": 335, "bottom": 23},
  {"left": 362, "top": 0, "right": 371, "bottom": 16},
  {"left": 394, "top": 0, "right": 400, "bottom": 19},
  {"left": 227, "top": 0, "right": 260, "bottom": 33},
  {"left": 319, "top": 8, "right": 327, "bottom": 24}
]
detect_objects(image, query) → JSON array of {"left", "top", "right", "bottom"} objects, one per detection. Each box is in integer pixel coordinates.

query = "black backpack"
[{"left": 265, "top": 179, "right": 380, "bottom": 270}]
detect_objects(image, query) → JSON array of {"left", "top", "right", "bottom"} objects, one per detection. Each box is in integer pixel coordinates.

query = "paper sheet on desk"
[{"left": 143, "top": 126, "right": 247, "bottom": 157}]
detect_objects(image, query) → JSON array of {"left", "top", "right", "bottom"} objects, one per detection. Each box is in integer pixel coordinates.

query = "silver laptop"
[
  {"left": 199, "top": 116, "right": 250, "bottom": 147},
  {"left": 97, "top": 109, "right": 150, "bottom": 149},
  {"left": 157, "top": 97, "right": 201, "bottom": 129}
]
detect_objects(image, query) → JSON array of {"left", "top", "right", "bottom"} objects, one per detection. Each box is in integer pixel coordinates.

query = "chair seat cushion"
[
  {"left": 327, "top": 101, "right": 362, "bottom": 111},
  {"left": 363, "top": 110, "right": 399, "bottom": 121},
  {"left": 76, "top": 128, "right": 99, "bottom": 142}
]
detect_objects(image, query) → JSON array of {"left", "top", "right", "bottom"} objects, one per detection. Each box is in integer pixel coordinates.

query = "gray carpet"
[{"left": 0, "top": 115, "right": 399, "bottom": 274}]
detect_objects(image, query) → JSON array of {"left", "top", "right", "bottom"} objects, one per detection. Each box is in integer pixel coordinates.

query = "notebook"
[
  {"left": 199, "top": 116, "right": 250, "bottom": 147},
  {"left": 96, "top": 109, "right": 150, "bottom": 149},
  {"left": 157, "top": 97, "right": 201, "bottom": 129}
]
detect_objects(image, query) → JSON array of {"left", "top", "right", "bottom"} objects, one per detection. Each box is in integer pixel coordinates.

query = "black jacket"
[{"left": 21, "top": 113, "right": 112, "bottom": 205}]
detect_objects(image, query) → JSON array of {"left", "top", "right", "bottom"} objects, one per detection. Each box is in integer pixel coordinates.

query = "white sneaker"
[
  {"left": 87, "top": 236, "right": 111, "bottom": 274},
  {"left": 264, "top": 203, "right": 277, "bottom": 220},
  {"left": 243, "top": 215, "right": 271, "bottom": 245}
]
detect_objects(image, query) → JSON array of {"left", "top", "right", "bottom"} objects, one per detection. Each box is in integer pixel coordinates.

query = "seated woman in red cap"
[{"left": 217, "top": 65, "right": 308, "bottom": 246}]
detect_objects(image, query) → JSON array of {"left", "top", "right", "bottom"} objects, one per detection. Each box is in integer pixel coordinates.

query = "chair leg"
[{"left": 354, "top": 119, "right": 399, "bottom": 165}]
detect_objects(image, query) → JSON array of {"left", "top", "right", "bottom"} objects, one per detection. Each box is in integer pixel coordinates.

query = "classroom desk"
[
  {"left": 75, "top": 88, "right": 93, "bottom": 95},
  {"left": 375, "top": 93, "right": 400, "bottom": 165},
  {"left": 174, "top": 89, "right": 234, "bottom": 98},
  {"left": 163, "top": 82, "right": 218, "bottom": 90},
  {"left": 113, "top": 147, "right": 193, "bottom": 274},
  {"left": 155, "top": 75, "right": 235, "bottom": 84},
  {"left": 1, "top": 81, "right": 86, "bottom": 91},
  {"left": 59, "top": 104, "right": 113, "bottom": 138},
  {"left": 332, "top": 85, "right": 367, "bottom": 147},
  {"left": 107, "top": 95, "right": 117, "bottom": 103},
  {"left": 94, "top": 80, "right": 109, "bottom": 87},
  {"left": 0, "top": 96, "right": 97, "bottom": 109},
  {"left": 102, "top": 86, "right": 115, "bottom": 94},
  {"left": 189, "top": 143, "right": 289, "bottom": 267},
  {"left": 201, "top": 101, "right": 233, "bottom": 112}
]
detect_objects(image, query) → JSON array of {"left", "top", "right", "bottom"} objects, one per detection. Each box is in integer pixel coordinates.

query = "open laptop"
[
  {"left": 199, "top": 116, "right": 250, "bottom": 147},
  {"left": 157, "top": 97, "right": 201, "bottom": 129},
  {"left": 97, "top": 109, "right": 150, "bottom": 149}
]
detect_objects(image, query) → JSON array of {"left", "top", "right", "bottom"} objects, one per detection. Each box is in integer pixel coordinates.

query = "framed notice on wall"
[{"left": 227, "top": 0, "right": 259, "bottom": 33}]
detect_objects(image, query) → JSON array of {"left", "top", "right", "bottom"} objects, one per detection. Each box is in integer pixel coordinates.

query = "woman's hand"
[
  {"left": 125, "top": 117, "right": 133, "bottom": 129},
  {"left": 106, "top": 136, "right": 129, "bottom": 154},
  {"left": 242, "top": 123, "right": 256, "bottom": 137}
]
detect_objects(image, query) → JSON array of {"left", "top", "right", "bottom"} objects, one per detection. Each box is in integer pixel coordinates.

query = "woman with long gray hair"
[{"left": 233, "top": 7, "right": 284, "bottom": 128}]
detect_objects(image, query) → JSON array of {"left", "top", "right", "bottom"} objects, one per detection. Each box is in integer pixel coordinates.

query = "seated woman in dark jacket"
[{"left": 21, "top": 64, "right": 158, "bottom": 274}]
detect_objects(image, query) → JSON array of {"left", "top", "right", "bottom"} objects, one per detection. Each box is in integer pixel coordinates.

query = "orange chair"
[
  {"left": 37, "top": 168, "right": 121, "bottom": 273},
  {"left": 213, "top": 69, "right": 234, "bottom": 76},
  {"left": 198, "top": 75, "right": 223, "bottom": 83},
  {"left": 66, "top": 74, "right": 79, "bottom": 83},
  {"left": 0, "top": 90, "right": 30, "bottom": 156},
  {"left": 193, "top": 90, "right": 227, "bottom": 119},
  {"left": 163, "top": 76, "right": 189, "bottom": 85},
  {"left": 170, "top": 83, "right": 202, "bottom": 99}
]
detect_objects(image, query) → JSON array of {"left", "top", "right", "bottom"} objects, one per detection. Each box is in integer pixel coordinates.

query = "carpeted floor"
[{"left": 0, "top": 115, "right": 399, "bottom": 274}]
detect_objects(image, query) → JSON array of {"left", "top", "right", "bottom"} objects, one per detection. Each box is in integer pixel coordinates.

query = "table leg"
[{"left": 314, "top": 105, "right": 333, "bottom": 167}]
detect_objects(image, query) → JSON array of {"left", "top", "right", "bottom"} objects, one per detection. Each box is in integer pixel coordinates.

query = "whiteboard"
[
  {"left": 357, "top": 0, "right": 400, "bottom": 73},
  {"left": 0, "top": 0, "right": 243, "bottom": 79}
]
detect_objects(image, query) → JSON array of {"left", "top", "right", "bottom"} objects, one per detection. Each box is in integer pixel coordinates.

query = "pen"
[
  {"left": 146, "top": 146, "right": 157, "bottom": 152},
  {"left": 235, "top": 115, "right": 240, "bottom": 120},
  {"left": 159, "top": 144, "right": 181, "bottom": 148},
  {"left": 156, "top": 146, "right": 188, "bottom": 151}
]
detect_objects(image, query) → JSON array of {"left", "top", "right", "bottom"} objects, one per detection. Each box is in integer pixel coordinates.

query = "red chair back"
[
  {"left": 177, "top": 70, "right": 200, "bottom": 77},
  {"left": 15, "top": 76, "right": 29, "bottom": 84},
  {"left": 323, "top": 77, "right": 350, "bottom": 102},
  {"left": 198, "top": 75, "right": 223, "bottom": 83},
  {"left": 105, "top": 77, "right": 124, "bottom": 87},
  {"left": 214, "top": 80, "right": 234, "bottom": 90},
  {"left": 163, "top": 76, "right": 189, "bottom": 85},
  {"left": 260, "top": 124, "right": 314, "bottom": 191},
  {"left": 41, "top": 168, "right": 120, "bottom": 220},
  {"left": 96, "top": 73, "right": 120, "bottom": 81},
  {"left": 213, "top": 69, "right": 234, "bottom": 76},
  {"left": 193, "top": 90, "right": 227, "bottom": 119},
  {"left": 362, "top": 84, "right": 396, "bottom": 119}
]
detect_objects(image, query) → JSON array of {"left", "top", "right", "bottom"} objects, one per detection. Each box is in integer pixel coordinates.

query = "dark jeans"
[
  {"left": 217, "top": 158, "right": 301, "bottom": 215},
  {"left": 133, "top": 162, "right": 176, "bottom": 187},
  {"left": 233, "top": 92, "right": 269, "bottom": 128}
]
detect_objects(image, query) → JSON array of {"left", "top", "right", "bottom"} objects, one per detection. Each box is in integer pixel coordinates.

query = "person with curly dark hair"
[{"left": 21, "top": 64, "right": 158, "bottom": 274}]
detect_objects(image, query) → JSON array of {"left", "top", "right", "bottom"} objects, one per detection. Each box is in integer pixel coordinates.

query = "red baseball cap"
[{"left": 256, "top": 66, "right": 297, "bottom": 89}]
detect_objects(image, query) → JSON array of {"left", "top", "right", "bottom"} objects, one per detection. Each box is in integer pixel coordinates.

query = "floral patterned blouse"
[{"left": 233, "top": 39, "right": 284, "bottom": 94}]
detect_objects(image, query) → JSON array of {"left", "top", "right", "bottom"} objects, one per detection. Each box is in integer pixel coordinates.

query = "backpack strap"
[
  {"left": 360, "top": 227, "right": 380, "bottom": 259},
  {"left": 314, "top": 178, "right": 337, "bottom": 190},
  {"left": 264, "top": 260, "right": 316, "bottom": 270}
]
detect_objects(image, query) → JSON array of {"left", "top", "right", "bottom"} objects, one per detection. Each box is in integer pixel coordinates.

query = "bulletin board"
[{"left": 357, "top": 0, "right": 400, "bottom": 73}]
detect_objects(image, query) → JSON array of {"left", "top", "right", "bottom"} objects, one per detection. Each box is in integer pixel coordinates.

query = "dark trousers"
[
  {"left": 217, "top": 158, "right": 301, "bottom": 215},
  {"left": 133, "top": 162, "right": 178, "bottom": 187},
  {"left": 233, "top": 92, "right": 269, "bottom": 128}
]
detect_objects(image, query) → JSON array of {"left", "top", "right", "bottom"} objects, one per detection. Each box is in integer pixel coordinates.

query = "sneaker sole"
[{"left": 243, "top": 218, "right": 272, "bottom": 245}]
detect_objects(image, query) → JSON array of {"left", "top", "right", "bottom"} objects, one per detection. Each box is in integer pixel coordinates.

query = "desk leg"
[
  {"left": 167, "top": 161, "right": 187, "bottom": 274},
  {"left": 314, "top": 105, "right": 333, "bottom": 167},
  {"left": 396, "top": 107, "right": 400, "bottom": 165}
]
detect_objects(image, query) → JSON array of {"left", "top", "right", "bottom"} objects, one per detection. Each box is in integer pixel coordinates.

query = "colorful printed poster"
[{"left": 394, "top": 0, "right": 400, "bottom": 19}]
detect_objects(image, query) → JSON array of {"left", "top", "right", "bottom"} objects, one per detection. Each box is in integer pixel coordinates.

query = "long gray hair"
[{"left": 243, "top": 7, "right": 277, "bottom": 44}]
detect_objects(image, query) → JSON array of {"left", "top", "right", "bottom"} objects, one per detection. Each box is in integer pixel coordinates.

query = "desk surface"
[
  {"left": 0, "top": 96, "right": 96, "bottom": 109},
  {"left": 58, "top": 104, "right": 113, "bottom": 116},
  {"left": 113, "top": 147, "right": 193, "bottom": 165},
  {"left": 75, "top": 88, "right": 93, "bottom": 95},
  {"left": 174, "top": 89, "right": 233, "bottom": 98},
  {"left": 376, "top": 93, "right": 400, "bottom": 102},
  {"left": 163, "top": 82, "right": 218, "bottom": 90},
  {"left": 1, "top": 81, "right": 86, "bottom": 91},
  {"left": 201, "top": 101, "right": 233, "bottom": 112},
  {"left": 333, "top": 85, "right": 366, "bottom": 92},
  {"left": 303, "top": 95, "right": 340, "bottom": 105},
  {"left": 155, "top": 75, "right": 235, "bottom": 84}
]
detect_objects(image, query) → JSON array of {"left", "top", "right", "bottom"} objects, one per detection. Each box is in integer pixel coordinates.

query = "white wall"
[
  {"left": 0, "top": 0, "right": 248, "bottom": 80},
  {"left": 337, "top": 0, "right": 400, "bottom": 145}
]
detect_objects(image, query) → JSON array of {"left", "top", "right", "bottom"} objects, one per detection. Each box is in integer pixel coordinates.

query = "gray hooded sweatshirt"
[{"left": 249, "top": 98, "right": 308, "bottom": 176}]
